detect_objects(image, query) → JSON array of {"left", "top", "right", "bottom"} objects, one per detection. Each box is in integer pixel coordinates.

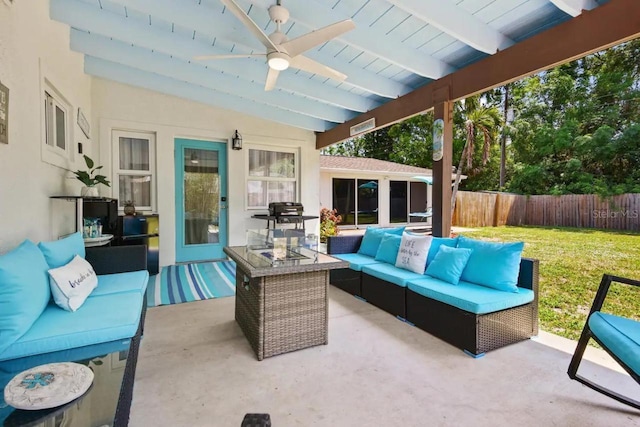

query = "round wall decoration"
[{"left": 3, "top": 362, "right": 94, "bottom": 410}]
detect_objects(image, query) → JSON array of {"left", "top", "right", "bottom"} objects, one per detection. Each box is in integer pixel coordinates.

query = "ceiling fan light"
[{"left": 267, "top": 52, "right": 290, "bottom": 71}]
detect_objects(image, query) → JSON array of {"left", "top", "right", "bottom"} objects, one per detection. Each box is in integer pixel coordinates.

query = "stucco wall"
[{"left": 0, "top": 1, "right": 92, "bottom": 253}]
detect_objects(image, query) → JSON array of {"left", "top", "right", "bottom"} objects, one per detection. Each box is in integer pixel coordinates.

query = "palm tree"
[{"left": 451, "top": 95, "right": 503, "bottom": 218}]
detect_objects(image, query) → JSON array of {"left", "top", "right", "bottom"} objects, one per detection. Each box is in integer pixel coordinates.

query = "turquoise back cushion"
[
  {"left": 357, "top": 227, "right": 405, "bottom": 257},
  {"left": 38, "top": 232, "right": 85, "bottom": 269},
  {"left": 374, "top": 234, "right": 402, "bottom": 265},
  {"left": 425, "top": 246, "right": 473, "bottom": 285},
  {"left": 426, "top": 236, "right": 459, "bottom": 265},
  {"left": 458, "top": 236, "right": 524, "bottom": 293},
  {"left": 0, "top": 240, "right": 52, "bottom": 355}
]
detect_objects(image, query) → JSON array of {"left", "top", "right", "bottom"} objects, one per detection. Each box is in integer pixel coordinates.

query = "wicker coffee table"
[{"left": 224, "top": 246, "right": 348, "bottom": 360}]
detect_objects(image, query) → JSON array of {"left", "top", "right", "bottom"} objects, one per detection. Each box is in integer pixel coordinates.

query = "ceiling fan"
[{"left": 195, "top": 0, "right": 356, "bottom": 91}]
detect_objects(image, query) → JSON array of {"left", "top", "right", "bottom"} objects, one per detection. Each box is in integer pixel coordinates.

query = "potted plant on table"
[{"left": 73, "top": 155, "right": 111, "bottom": 197}]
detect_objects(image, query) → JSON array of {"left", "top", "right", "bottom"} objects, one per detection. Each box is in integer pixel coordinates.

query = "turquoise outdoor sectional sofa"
[
  {"left": 0, "top": 234, "right": 148, "bottom": 362},
  {"left": 328, "top": 230, "right": 539, "bottom": 357},
  {"left": 0, "top": 233, "right": 148, "bottom": 424}
]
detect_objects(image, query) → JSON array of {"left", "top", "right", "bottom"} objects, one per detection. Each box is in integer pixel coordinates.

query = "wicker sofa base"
[
  {"left": 235, "top": 270, "right": 329, "bottom": 360},
  {"left": 362, "top": 273, "right": 406, "bottom": 318},
  {"left": 406, "top": 289, "right": 538, "bottom": 355},
  {"left": 330, "top": 268, "right": 362, "bottom": 296}
]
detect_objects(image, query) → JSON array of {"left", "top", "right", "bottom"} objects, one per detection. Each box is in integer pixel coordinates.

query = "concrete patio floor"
[{"left": 130, "top": 287, "right": 639, "bottom": 426}]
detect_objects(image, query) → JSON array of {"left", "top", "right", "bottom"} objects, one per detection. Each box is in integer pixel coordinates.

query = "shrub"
[{"left": 320, "top": 208, "right": 342, "bottom": 243}]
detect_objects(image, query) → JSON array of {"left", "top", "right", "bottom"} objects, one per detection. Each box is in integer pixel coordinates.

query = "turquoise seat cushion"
[
  {"left": 407, "top": 277, "right": 534, "bottom": 315},
  {"left": 426, "top": 236, "right": 459, "bottom": 265},
  {"left": 38, "top": 232, "right": 85, "bottom": 269},
  {"left": 0, "top": 240, "right": 51, "bottom": 355},
  {"left": 357, "top": 227, "right": 405, "bottom": 257},
  {"left": 332, "top": 253, "right": 380, "bottom": 272},
  {"left": 362, "top": 263, "right": 425, "bottom": 288},
  {"left": 458, "top": 236, "right": 524, "bottom": 293},
  {"left": 589, "top": 312, "right": 640, "bottom": 376},
  {"left": 90, "top": 270, "right": 150, "bottom": 297},
  {"left": 0, "top": 292, "right": 143, "bottom": 361},
  {"left": 425, "top": 246, "right": 472, "bottom": 285},
  {"left": 374, "top": 234, "right": 402, "bottom": 265}
]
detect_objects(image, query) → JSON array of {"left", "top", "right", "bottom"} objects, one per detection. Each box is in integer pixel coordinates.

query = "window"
[
  {"left": 409, "top": 181, "right": 428, "bottom": 223},
  {"left": 112, "top": 130, "right": 156, "bottom": 212},
  {"left": 41, "top": 79, "right": 73, "bottom": 167},
  {"left": 331, "top": 178, "right": 379, "bottom": 226},
  {"left": 247, "top": 147, "right": 298, "bottom": 208},
  {"left": 44, "top": 91, "right": 67, "bottom": 151},
  {"left": 390, "top": 181, "right": 408, "bottom": 223}
]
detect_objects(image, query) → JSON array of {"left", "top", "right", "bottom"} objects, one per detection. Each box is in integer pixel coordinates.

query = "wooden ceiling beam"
[{"left": 316, "top": 0, "right": 640, "bottom": 149}]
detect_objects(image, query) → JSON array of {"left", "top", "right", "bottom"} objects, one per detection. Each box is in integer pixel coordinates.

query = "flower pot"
[
  {"left": 81, "top": 186, "right": 99, "bottom": 197},
  {"left": 123, "top": 201, "right": 136, "bottom": 216}
]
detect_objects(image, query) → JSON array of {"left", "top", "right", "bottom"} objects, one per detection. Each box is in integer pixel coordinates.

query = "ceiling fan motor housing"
[{"left": 268, "top": 5, "right": 290, "bottom": 24}]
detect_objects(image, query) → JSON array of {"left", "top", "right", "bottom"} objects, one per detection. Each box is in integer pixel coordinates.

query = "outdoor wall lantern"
[{"left": 231, "top": 130, "right": 243, "bottom": 150}]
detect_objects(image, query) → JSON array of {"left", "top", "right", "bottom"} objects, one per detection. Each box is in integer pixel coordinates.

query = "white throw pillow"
[
  {"left": 47, "top": 255, "right": 98, "bottom": 312},
  {"left": 395, "top": 233, "right": 432, "bottom": 274}
]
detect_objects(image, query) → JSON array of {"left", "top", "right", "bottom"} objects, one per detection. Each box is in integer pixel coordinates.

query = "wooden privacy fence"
[{"left": 452, "top": 192, "right": 640, "bottom": 231}]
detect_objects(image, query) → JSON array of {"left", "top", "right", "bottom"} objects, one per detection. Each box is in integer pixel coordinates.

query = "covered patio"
[{"left": 1, "top": 0, "right": 639, "bottom": 426}]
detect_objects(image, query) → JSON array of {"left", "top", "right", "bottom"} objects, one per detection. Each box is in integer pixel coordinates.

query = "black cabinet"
[{"left": 112, "top": 215, "right": 160, "bottom": 276}]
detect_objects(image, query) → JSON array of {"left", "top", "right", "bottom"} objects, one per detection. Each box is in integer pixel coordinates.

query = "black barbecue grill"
[
  {"left": 269, "top": 202, "right": 304, "bottom": 218},
  {"left": 252, "top": 202, "right": 318, "bottom": 229}
]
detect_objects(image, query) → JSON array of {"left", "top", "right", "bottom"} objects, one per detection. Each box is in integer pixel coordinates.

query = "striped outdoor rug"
[{"left": 146, "top": 261, "right": 236, "bottom": 308}]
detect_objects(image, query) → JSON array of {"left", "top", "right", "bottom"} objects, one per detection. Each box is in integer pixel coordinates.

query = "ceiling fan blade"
[
  {"left": 265, "top": 67, "right": 280, "bottom": 91},
  {"left": 281, "top": 20, "right": 355, "bottom": 57},
  {"left": 194, "top": 53, "right": 266, "bottom": 60},
  {"left": 221, "top": 0, "right": 280, "bottom": 53},
  {"left": 289, "top": 55, "right": 347, "bottom": 82}
]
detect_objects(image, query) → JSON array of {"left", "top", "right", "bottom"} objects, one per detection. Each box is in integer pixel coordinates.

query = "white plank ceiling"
[{"left": 49, "top": 0, "right": 607, "bottom": 131}]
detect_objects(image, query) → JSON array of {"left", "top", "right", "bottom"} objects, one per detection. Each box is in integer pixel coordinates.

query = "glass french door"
[
  {"left": 175, "top": 138, "right": 227, "bottom": 262},
  {"left": 332, "top": 178, "right": 379, "bottom": 227}
]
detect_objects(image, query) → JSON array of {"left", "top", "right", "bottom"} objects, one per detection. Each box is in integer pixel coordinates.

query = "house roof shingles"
[{"left": 320, "top": 155, "right": 432, "bottom": 176}]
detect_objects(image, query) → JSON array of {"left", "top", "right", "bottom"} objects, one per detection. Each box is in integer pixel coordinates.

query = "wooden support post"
[{"left": 432, "top": 86, "right": 453, "bottom": 237}]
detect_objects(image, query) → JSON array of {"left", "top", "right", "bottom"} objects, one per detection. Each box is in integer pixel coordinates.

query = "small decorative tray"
[{"left": 4, "top": 362, "right": 94, "bottom": 410}]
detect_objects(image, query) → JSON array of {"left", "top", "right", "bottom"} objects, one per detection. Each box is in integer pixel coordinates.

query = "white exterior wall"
[
  {"left": 0, "top": 1, "right": 93, "bottom": 252},
  {"left": 91, "top": 79, "right": 319, "bottom": 267}
]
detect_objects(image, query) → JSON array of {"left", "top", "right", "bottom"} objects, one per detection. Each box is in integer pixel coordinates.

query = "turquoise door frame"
[{"left": 175, "top": 138, "right": 228, "bottom": 262}]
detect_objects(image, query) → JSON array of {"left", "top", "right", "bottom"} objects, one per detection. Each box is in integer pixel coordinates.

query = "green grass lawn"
[{"left": 461, "top": 226, "right": 640, "bottom": 341}]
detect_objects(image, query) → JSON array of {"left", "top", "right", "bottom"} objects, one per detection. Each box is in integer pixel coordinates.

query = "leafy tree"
[
  {"left": 506, "top": 39, "right": 640, "bottom": 195},
  {"left": 387, "top": 113, "right": 434, "bottom": 167}
]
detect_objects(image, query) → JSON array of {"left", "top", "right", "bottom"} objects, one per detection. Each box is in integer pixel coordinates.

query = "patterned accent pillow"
[
  {"left": 395, "top": 233, "right": 432, "bottom": 274},
  {"left": 48, "top": 255, "right": 98, "bottom": 312}
]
